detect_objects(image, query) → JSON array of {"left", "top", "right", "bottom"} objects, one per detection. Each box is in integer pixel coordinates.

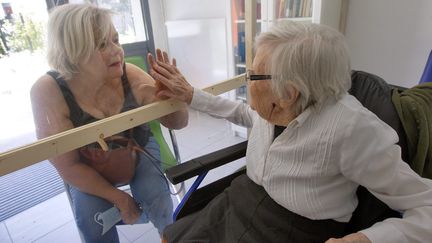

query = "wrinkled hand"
[
  {"left": 326, "top": 232, "right": 371, "bottom": 243},
  {"left": 147, "top": 49, "right": 194, "bottom": 104},
  {"left": 113, "top": 191, "right": 141, "bottom": 224}
]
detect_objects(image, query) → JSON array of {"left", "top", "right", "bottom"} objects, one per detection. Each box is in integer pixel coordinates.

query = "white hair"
[
  {"left": 47, "top": 4, "right": 113, "bottom": 80},
  {"left": 255, "top": 21, "right": 351, "bottom": 114}
]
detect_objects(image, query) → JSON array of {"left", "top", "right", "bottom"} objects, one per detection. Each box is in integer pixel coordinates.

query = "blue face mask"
[{"left": 94, "top": 206, "right": 122, "bottom": 235}]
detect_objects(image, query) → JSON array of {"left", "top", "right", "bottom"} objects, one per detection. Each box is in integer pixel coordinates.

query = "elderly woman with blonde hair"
[
  {"left": 30, "top": 4, "right": 188, "bottom": 242},
  {"left": 148, "top": 21, "right": 432, "bottom": 243}
]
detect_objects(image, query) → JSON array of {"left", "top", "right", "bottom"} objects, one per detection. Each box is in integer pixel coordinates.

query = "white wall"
[
  {"left": 345, "top": 0, "right": 432, "bottom": 87},
  {"left": 163, "top": 0, "right": 226, "bottom": 21},
  {"left": 149, "top": 0, "right": 227, "bottom": 51},
  {"left": 148, "top": 0, "right": 229, "bottom": 88}
]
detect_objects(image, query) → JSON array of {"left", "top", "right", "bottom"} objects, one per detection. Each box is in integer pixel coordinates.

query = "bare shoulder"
[
  {"left": 30, "top": 73, "right": 73, "bottom": 139},
  {"left": 31, "top": 75, "right": 81, "bottom": 169},
  {"left": 124, "top": 63, "right": 157, "bottom": 105},
  {"left": 31, "top": 74, "right": 67, "bottom": 110},
  {"left": 31, "top": 73, "right": 59, "bottom": 95}
]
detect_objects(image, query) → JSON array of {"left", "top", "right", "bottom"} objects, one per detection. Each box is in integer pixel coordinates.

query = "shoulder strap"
[
  {"left": 47, "top": 71, "right": 89, "bottom": 127},
  {"left": 120, "top": 63, "right": 152, "bottom": 144},
  {"left": 120, "top": 63, "right": 141, "bottom": 112},
  {"left": 120, "top": 63, "right": 131, "bottom": 98}
]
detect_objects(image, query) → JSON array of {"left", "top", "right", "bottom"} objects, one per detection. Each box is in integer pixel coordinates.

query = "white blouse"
[{"left": 190, "top": 88, "right": 432, "bottom": 243}]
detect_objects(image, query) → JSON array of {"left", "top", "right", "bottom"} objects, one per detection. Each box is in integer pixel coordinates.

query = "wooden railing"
[{"left": 0, "top": 75, "right": 245, "bottom": 176}]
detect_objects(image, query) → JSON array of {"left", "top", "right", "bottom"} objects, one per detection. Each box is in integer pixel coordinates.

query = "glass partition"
[
  {"left": 0, "top": 0, "right": 158, "bottom": 226},
  {"left": 0, "top": 1, "right": 248, "bottom": 241}
]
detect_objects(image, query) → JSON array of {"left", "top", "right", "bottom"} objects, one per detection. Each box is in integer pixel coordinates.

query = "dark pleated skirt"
[{"left": 164, "top": 174, "right": 347, "bottom": 243}]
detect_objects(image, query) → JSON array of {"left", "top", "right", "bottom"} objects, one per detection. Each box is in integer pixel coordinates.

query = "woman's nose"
[{"left": 111, "top": 43, "right": 123, "bottom": 56}]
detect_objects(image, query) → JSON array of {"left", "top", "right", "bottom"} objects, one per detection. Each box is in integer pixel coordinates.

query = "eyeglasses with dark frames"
[{"left": 245, "top": 70, "right": 272, "bottom": 82}]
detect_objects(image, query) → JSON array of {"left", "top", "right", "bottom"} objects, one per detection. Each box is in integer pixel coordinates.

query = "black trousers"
[{"left": 164, "top": 174, "right": 347, "bottom": 243}]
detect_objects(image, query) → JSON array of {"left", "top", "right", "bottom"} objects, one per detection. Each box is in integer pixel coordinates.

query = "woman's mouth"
[{"left": 109, "top": 61, "right": 121, "bottom": 67}]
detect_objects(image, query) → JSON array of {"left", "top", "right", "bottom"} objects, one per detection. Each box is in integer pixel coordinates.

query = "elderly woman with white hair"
[
  {"left": 148, "top": 21, "right": 432, "bottom": 243},
  {"left": 30, "top": 4, "right": 188, "bottom": 243}
]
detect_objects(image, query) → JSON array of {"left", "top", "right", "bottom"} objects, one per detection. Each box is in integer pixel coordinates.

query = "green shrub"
[
  {"left": 0, "top": 40, "right": 5, "bottom": 57},
  {"left": 6, "top": 17, "right": 44, "bottom": 53}
]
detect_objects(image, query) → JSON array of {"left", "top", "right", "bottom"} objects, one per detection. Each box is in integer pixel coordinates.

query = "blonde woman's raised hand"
[{"left": 147, "top": 49, "right": 193, "bottom": 104}]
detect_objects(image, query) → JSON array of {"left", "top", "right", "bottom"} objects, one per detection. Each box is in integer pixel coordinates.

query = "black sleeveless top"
[{"left": 47, "top": 67, "right": 151, "bottom": 147}]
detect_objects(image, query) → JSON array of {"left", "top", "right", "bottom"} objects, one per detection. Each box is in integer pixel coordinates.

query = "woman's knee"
[{"left": 69, "top": 187, "right": 119, "bottom": 242}]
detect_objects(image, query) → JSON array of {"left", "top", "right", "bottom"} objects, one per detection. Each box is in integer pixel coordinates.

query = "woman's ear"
[{"left": 279, "top": 85, "right": 299, "bottom": 109}]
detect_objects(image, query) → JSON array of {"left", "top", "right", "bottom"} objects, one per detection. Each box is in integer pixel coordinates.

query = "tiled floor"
[{"left": 0, "top": 109, "right": 246, "bottom": 243}]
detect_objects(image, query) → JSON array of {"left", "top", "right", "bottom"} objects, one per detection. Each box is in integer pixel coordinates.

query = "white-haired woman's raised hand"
[{"left": 147, "top": 49, "right": 194, "bottom": 104}]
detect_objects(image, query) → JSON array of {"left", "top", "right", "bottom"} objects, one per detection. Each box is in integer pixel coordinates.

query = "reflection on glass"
[
  {"left": 105, "top": 0, "right": 148, "bottom": 44},
  {"left": 70, "top": 0, "right": 148, "bottom": 44}
]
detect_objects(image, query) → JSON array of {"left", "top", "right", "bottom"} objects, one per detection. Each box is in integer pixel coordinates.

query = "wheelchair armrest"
[{"left": 165, "top": 140, "right": 248, "bottom": 184}]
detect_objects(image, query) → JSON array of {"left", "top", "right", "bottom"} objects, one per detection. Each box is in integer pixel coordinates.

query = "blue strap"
[{"left": 173, "top": 171, "right": 208, "bottom": 221}]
